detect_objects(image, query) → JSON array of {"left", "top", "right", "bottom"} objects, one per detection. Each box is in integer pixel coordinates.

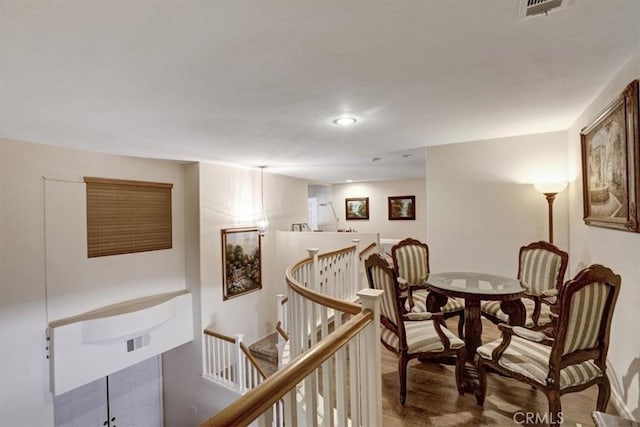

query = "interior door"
[{"left": 107, "top": 356, "right": 163, "bottom": 427}]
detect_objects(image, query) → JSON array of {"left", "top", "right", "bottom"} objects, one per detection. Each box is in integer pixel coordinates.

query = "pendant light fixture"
[{"left": 257, "top": 166, "right": 269, "bottom": 236}]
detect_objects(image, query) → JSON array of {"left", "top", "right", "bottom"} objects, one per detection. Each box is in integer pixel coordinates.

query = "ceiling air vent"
[{"left": 518, "top": 0, "right": 570, "bottom": 20}]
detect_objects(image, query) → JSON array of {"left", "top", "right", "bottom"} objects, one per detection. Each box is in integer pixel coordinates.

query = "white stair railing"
[
  {"left": 203, "top": 242, "right": 383, "bottom": 426},
  {"left": 202, "top": 329, "right": 268, "bottom": 394}
]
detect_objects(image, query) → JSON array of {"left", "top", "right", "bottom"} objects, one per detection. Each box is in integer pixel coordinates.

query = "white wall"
[
  {"left": 0, "top": 138, "right": 186, "bottom": 427},
  {"left": 311, "top": 178, "right": 427, "bottom": 241},
  {"left": 426, "top": 131, "right": 569, "bottom": 276},
  {"left": 567, "top": 52, "right": 640, "bottom": 420}
]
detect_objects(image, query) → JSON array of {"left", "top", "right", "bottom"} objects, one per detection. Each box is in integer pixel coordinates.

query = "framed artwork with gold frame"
[{"left": 580, "top": 79, "right": 639, "bottom": 233}]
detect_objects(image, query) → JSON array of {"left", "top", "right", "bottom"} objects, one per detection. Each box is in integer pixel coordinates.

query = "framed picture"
[
  {"left": 291, "top": 223, "right": 309, "bottom": 231},
  {"left": 580, "top": 79, "right": 639, "bottom": 233},
  {"left": 345, "top": 197, "right": 369, "bottom": 220},
  {"left": 221, "top": 227, "right": 262, "bottom": 300},
  {"left": 388, "top": 195, "right": 416, "bottom": 220}
]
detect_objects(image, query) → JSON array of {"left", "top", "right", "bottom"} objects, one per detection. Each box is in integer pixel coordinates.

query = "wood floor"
[{"left": 380, "top": 319, "right": 616, "bottom": 426}]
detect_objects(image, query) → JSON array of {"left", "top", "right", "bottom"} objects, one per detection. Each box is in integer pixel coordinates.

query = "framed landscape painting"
[
  {"left": 221, "top": 227, "right": 262, "bottom": 300},
  {"left": 580, "top": 79, "right": 639, "bottom": 233},
  {"left": 345, "top": 197, "right": 369, "bottom": 220},
  {"left": 388, "top": 195, "right": 416, "bottom": 220}
]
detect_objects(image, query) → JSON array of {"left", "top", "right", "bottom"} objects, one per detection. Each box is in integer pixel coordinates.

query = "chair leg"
[
  {"left": 475, "top": 359, "right": 487, "bottom": 405},
  {"left": 399, "top": 354, "right": 408, "bottom": 405},
  {"left": 455, "top": 349, "right": 465, "bottom": 395},
  {"left": 457, "top": 311, "right": 464, "bottom": 339},
  {"left": 597, "top": 377, "right": 611, "bottom": 411},
  {"left": 547, "top": 390, "right": 562, "bottom": 427}
]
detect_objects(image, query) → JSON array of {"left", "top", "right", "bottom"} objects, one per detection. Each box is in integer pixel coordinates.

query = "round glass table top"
[{"left": 425, "top": 272, "right": 525, "bottom": 297}]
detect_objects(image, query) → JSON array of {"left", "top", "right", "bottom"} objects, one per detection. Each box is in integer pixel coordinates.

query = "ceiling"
[{"left": 1, "top": 1, "right": 638, "bottom": 184}]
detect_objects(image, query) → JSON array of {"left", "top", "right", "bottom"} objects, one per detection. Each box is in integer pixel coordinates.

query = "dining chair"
[
  {"left": 391, "top": 238, "right": 465, "bottom": 337},
  {"left": 365, "top": 253, "right": 465, "bottom": 405},
  {"left": 481, "top": 241, "right": 568, "bottom": 329},
  {"left": 475, "top": 264, "right": 621, "bottom": 426}
]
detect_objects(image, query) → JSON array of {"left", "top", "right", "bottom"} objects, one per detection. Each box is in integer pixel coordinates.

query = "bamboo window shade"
[{"left": 85, "top": 177, "right": 173, "bottom": 258}]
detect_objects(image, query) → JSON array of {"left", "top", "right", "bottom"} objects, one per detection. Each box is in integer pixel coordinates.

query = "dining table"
[{"left": 424, "top": 271, "right": 526, "bottom": 392}]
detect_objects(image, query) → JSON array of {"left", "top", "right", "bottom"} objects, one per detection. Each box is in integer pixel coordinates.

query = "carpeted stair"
[{"left": 248, "top": 331, "right": 279, "bottom": 377}]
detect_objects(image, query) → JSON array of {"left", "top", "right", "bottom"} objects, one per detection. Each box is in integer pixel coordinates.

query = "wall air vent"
[{"left": 518, "top": 0, "right": 570, "bottom": 20}]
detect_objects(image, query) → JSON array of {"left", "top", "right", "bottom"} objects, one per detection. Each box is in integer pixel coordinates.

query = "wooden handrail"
[
  {"left": 202, "top": 309, "right": 374, "bottom": 427},
  {"left": 203, "top": 328, "right": 236, "bottom": 343},
  {"left": 286, "top": 258, "right": 361, "bottom": 315},
  {"left": 359, "top": 242, "right": 377, "bottom": 258},
  {"left": 317, "top": 244, "right": 357, "bottom": 260},
  {"left": 275, "top": 321, "right": 289, "bottom": 341},
  {"left": 280, "top": 296, "right": 288, "bottom": 305},
  {"left": 239, "top": 342, "right": 268, "bottom": 380}
]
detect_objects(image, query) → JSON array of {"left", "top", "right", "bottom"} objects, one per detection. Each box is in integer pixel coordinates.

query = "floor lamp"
[{"left": 533, "top": 181, "right": 568, "bottom": 244}]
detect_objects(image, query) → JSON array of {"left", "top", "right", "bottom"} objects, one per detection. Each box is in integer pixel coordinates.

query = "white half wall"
[
  {"left": 567, "top": 51, "right": 640, "bottom": 420},
  {"left": 425, "top": 131, "right": 569, "bottom": 276}
]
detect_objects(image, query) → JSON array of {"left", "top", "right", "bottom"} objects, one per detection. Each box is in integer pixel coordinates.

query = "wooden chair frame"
[
  {"left": 365, "top": 253, "right": 465, "bottom": 405},
  {"left": 391, "top": 237, "right": 465, "bottom": 337},
  {"left": 476, "top": 264, "right": 621, "bottom": 426}
]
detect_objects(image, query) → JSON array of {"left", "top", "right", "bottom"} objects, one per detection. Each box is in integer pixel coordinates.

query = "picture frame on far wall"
[
  {"left": 345, "top": 197, "right": 369, "bottom": 220},
  {"left": 221, "top": 227, "right": 262, "bottom": 300},
  {"left": 388, "top": 195, "right": 416, "bottom": 220},
  {"left": 580, "top": 79, "right": 639, "bottom": 233}
]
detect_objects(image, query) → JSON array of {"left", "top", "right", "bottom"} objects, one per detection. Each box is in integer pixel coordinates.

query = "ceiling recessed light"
[
  {"left": 346, "top": 179, "right": 353, "bottom": 183},
  {"left": 333, "top": 116, "right": 357, "bottom": 127}
]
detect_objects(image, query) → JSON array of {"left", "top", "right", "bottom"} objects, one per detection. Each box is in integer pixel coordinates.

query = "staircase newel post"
[
  {"left": 352, "top": 238, "right": 361, "bottom": 295},
  {"left": 357, "top": 288, "right": 383, "bottom": 426},
  {"left": 307, "top": 248, "right": 320, "bottom": 291},
  {"left": 235, "top": 333, "right": 245, "bottom": 394}
]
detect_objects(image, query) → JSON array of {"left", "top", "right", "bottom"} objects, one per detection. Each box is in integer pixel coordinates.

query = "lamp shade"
[{"left": 534, "top": 181, "right": 568, "bottom": 194}]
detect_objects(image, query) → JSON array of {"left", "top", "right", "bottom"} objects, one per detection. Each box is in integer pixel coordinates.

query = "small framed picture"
[
  {"left": 388, "top": 195, "right": 416, "bottom": 220},
  {"left": 345, "top": 197, "right": 369, "bottom": 220},
  {"left": 291, "top": 224, "right": 301, "bottom": 231}
]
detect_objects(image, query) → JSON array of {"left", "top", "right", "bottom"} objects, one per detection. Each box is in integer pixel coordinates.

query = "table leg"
[{"left": 464, "top": 298, "right": 482, "bottom": 361}]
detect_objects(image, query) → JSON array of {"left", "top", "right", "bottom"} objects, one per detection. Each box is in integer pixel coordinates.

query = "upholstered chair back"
[
  {"left": 391, "top": 238, "right": 430, "bottom": 285},
  {"left": 367, "top": 259, "right": 400, "bottom": 326},
  {"left": 562, "top": 282, "right": 611, "bottom": 355},
  {"left": 519, "top": 247, "right": 565, "bottom": 295}
]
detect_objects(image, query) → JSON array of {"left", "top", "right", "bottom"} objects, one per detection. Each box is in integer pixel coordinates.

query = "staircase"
[{"left": 248, "top": 332, "right": 279, "bottom": 377}]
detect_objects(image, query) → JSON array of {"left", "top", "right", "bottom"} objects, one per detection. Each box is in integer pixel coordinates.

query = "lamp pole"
[
  {"left": 543, "top": 192, "right": 557, "bottom": 244},
  {"left": 533, "top": 181, "right": 567, "bottom": 245}
]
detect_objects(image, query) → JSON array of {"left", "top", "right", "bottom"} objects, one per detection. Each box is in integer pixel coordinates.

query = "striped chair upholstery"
[
  {"left": 563, "top": 282, "right": 608, "bottom": 355},
  {"left": 475, "top": 264, "right": 621, "bottom": 424},
  {"left": 393, "top": 243, "right": 429, "bottom": 285},
  {"left": 365, "top": 252, "right": 466, "bottom": 405},
  {"left": 407, "top": 289, "right": 465, "bottom": 315},
  {"left": 391, "top": 238, "right": 465, "bottom": 336},
  {"left": 477, "top": 337, "right": 602, "bottom": 389},
  {"left": 481, "top": 241, "right": 568, "bottom": 329}
]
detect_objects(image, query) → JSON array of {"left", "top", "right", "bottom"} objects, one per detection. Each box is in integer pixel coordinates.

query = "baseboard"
[{"left": 607, "top": 360, "right": 636, "bottom": 420}]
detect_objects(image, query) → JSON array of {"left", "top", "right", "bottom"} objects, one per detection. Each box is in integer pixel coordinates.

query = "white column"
[
  {"left": 357, "top": 288, "right": 383, "bottom": 426},
  {"left": 234, "top": 333, "right": 245, "bottom": 394},
  {"left": 307, "top": 248, "right": 320, "bottom": 291}
]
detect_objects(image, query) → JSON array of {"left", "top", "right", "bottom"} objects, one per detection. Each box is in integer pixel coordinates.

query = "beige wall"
[
  {"left": 567, "top": 52, "right": 640, "bottom": 420},
  {"left": 426, "top": 131, "right": 569, "bottom": 275},
  {"left": 0, "top": 138, "right": 187, "bottom": 427}
]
